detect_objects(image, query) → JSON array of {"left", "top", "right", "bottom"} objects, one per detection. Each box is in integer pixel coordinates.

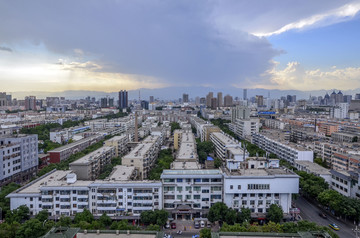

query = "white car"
[{"left": 200, "top": 220, "right": 205, "bottom": 228}]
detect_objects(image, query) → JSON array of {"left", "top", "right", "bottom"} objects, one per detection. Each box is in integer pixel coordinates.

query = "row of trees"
[
  {"left": 196, "top": 138, "right": 214, "bottom": 164},
  {"left": 148, "top": 149, "right": 174, "bottom": 180},
  {"left": 0, "top": 207, "right": 142, "bottom": 238},
  {"left": 219, "top": 220, "right": 338, "bottom": 238},
  {"left": 297, "top": 170, "right": 360, "bottom": 222}
]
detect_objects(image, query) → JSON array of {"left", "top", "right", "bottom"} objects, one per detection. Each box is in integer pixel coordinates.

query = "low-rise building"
[
  {"left": 104, "top": 134, "right": 129, "bottom": 157},
  {"left": 210, "top": 132, "right": 246, "bottom": 161},
  {"left": 294, "top": 160, "right": 331, "bottom": 184},
  {"left": 69, "top": 146, "right": 116, "bottom": 180},
  {"left": 48, "top": 135, "right": 103, "bottom": 163}
]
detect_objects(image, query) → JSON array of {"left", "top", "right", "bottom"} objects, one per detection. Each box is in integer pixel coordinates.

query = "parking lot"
[{"left": 163, "top": 220, "right": 220, "bottom": 238}]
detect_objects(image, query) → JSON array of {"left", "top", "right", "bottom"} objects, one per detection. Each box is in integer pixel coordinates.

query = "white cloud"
[
  {"left": 253, "top": 2, "right": 360, "bottom": 36},
  {"left": 259, "top": 61, "right": 360, "bottom": 90}
]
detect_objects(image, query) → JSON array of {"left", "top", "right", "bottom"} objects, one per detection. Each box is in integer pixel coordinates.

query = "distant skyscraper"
[
  {"left": 118, "top": 90, "right": 128, "bottom": 109},
  {"left": 217, "top": 92, "right": 223, "bottom": 107},
  {"left": 108, "top": 98, "right": 114, "bottom": 107},
  {"left": 25, "top": 96, "right": 36, "bottom": 110},
  {"left": 149, "top": 96, "right": 154, "bottom": 103},
  {"left": 183, "top": 93, "right": 189, "bottom": 103},
  {"left": 211, "top": 98, "right": 217, "bottom": 109},
  {"left": 141, "top": 100, "right": 149, "bottom": 110},
  {"left": 200, "top": 97, "right": 206, "bottom": 104},
  {"left": 343, "top": 95, "right": 352, "bottom": 103},
  {"left": 256, "top": 95, "right": 264, "bottom": 107},
  {"left": 195, "top": 96, "right": 200, "bottom": 105},
  {"left": 0, "top": 92, "right": 6, "bottom": 107},
  {"left": 243, "top": 89, "right": 247, "bottom": 100},
  {"left": 100, "top": 97, "right": 108, "bottom": 108},
  {"left": 224, "top": 95, "right": 233, "bottom": 107},
  {"left": 206, "top": 92, "right": 213, "bottom": 107}
]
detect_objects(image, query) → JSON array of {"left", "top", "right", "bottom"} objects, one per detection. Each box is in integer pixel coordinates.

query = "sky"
[{"left": 1, "top": 0, "right": 360, "bottom": 92}]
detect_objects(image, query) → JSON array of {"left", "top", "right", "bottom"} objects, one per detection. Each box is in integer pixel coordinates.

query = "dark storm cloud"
[
  {"left": 0, "top": 46, "right": 12, "bottom": 52},
  {"left": 0, "top": 0, "right": 282, "bottom": 87}
]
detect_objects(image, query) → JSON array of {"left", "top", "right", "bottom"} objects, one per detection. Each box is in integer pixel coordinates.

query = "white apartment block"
[
  {"left": 176, "top": 132, "right": 198, "bottom": 161},
  {"left": 252, "top": 133, "right": 313, "bottom": 164},
  {"left": 232, "top": 118, "right": 259, "bottom": 140},
  {"left": 0, "top": 134, "right": 38, "bottom": 186},
  {"left": 69, "top": 146, "right": 116, "bottom": 180},
  {"left": 264, "top": 119, "right": 286, "bottom": 130},
  {"left": 122, "top": 135, "right": 161, "bottom": 179},
  {"left": 294, "top": 160, "right": 331, "bottom": 184},
  {"left": 210, "top": 132, "right": 246, "bottom": 161},
  {"left": 7, "top": 169, "right": 162, "bottom": 217},
  {"left": 223, "top": 166, "right": 299, "bottom": 214},
  {"left": 104, "top": 134, "right": 129, "bottom": 157},
  {"left": 161, "top": 169, "right": 223, "bottom": 220}
]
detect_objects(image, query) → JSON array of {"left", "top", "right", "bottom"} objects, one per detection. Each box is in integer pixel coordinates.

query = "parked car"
[
  {"left": 319, "top": 212, "right": 327, "bottom": 219},
  {"left": 165, "top": 221, "right": 170, "bottom": 229},
  {"left": 200, "top": 220, "right": 205, "bottom": 228},
  {"left": 329, "top": 224, "right": 340, "bottom": 231},
  {"left": 171, "top": 223, "right": 176, "bottom": 229},
  {"left": 194, "top": 222, "right": 200, "bottom": 229},
  {"left": 207, "top": 222, "right": 212, "bottom": 228}
]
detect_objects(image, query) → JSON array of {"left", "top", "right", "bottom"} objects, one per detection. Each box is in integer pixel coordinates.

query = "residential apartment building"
[
  {"left": 317, "top": 123, "right": 339, "bottom": 136},
  {"left": 104, "top": 134, "right": 129, "bottom": 157},
  {"left": 47, "top": 135, "right": 103, "bottom": 164},
  {"left": 122, "top": 135, "right": 161, "bottom": 179},
  {"left": 330, "top": 170, "right": 360, "bottom": 199},
  {"left": 332, "top": 152, "right": 360, "bottom": 171},
  {"left": 7, "top": 169, "right": 162, "bottom": 217},
  {"left": 231, "top": 118, "right": 259, "bottom": 140},
  {"left": 210, "top": 132, "right": 246, "bottom": 161},
  {"left": 331, "top": 132, "right": 357, "bottom": 143},
  {"left": 69, "top": 146, "right": 116, "bottom": 180},
  {"left": 294, "top": 160, "right": 331, "bottom": 184},
  {"left": 264, "top": 119, "right": 286, "bottom": 130},
  {"left": 252, "top": 131, "right": 313, "bottom": 164},
  {"left": 0, "top": 134, "right": 38, "bottom": 186},
  {"left": 161, "top": 169, "right": 223, "bottom": 220}
]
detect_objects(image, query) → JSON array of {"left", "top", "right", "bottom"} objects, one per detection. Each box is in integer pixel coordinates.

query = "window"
[
  {"left": 127, "top": 195, "right": 132, "bottom": 199},
  {"left": 211, "top": 178, "right": 221, "bottom": 182},
  {"left": 186, "top": 186, "right": 192, "bottom": 192},
  {"left": 127, "top": 188, "right": 132, "bottom": 192},
  {"left": 193, "top": 186, "right": 201, "bottom": 192},
  {"left": 194, "top": 195, "right": 200, "bottom": 199},
  {"left": 118, "top": 195, "right": 123, "bottom": 199},
  {"left": 177, "top": 178, "right": 183, "bottom": 182},
  {"left": 186, "top": 179, "right": 191, "bottom": 183},
  {"left": 258, "top": 200, "right": 263, "bottom": 205},
  {"left": 118, "top": 188, "right": 123, "bottom": 192},
  {"left": 177, "top": 187, "right": 183, "bottom": 192},
  {"left": 186, "top": 195, "right": 191, "bottom": 200},
  {"left": 194, "top": 178, "right": 201, "bottom": 183},
  {"left": 177, "top": 195, "right": 182, "bottom": 200},
  {"left": 73, "top": 197, "right": 77, "bottom": 201},
  {"left": 248, "top": 184, "right": 270, "bottom": 190},
  {"left": 238, "top": 185, "right": 241, "bottom": 190},
  {"left": 202, "top": 189, "right": 209, "bottom": 193},
  {"left": 242, "top": 200, "right": 247, "bottom": 205},
  {"left": 230, "top": 185, "right": 233, "bottom": 189},
  {"left": 202, "top": 178, "right": 209, "bottom": 182},
  {"left": 164, "top": 179, "right": 175, "bottom": 183},
  {"left": 250, "top": 200, "right": 255, "bottom": 205},
  {"left": 202, "top": 198, "right": 209, "bottom": 201}
]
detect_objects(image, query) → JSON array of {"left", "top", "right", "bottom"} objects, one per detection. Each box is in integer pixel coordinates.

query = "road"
[{"left": 296, "top": 196, "right": 357, "bottom": 238}]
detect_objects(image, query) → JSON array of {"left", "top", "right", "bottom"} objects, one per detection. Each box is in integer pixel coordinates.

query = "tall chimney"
[{"left": 134, "top": 112, "right": 139, "bottom": 142}]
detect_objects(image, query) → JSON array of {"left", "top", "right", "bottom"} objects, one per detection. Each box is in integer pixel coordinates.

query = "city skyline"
[{"left": 1, "top": 1, "right": 360, "bottom": 93}]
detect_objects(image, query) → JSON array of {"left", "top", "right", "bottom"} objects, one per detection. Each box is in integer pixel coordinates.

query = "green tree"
[
  {"left": 225, "top": 209, "right": 237, "bottom": 225},
  {"left": 99, "top": 213, "right": 112, "bottom": 227},
  {"left": 6, "top": 205, "right": 30, "bottom": 223},
  {"left": 208, "top": 202, "right": 229, "bottom": 223},
  {"left": 0, "top": 183, "right": 21, "bottom": 218},
  {"left": 266, "top": 204, "right": 283, "bottom": 223},
  {"left": 74, "top": 209, "right": 94, "bottom": 224},
  {"left": 0, "top": 221, "right": 20, "bottom": 238},
  {"left": 16, "top": 219, "right": 47, "bottom": 238},
  {"left": 200, "top": 228, "right": 211, "bottom": 238},
  {"left": 57, "top": 216, "right": 72, "bottom": 227},
  {"left": 78, "top": 221, "right": 91, "bottom": 230},
  {"left": 214, "top": 158, "right": 222, "bottom": 168},
  {"left": 146, "top": 224, "right": 160, "bottom": 231},
  {"left": 91, "top": 220, "right": 103, "bottom": 229},
  {"left": 35, "top": 209, "right": 49, "bottom": 222},
  {"left": 262, "top": 221, "right": 283, "bottom": 233},
  {"left": 236, "top": 207, "right": 251, "bottom": 224},
  {"left": 170, "top": 122, "right": 181, "bottom": 134},
  {"left": 110, "top": 221, "right": 119, "bottom": 230}
]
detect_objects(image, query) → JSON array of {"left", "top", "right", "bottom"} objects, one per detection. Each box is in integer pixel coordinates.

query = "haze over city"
[{"left": 1, "top": 0, "right": 360, "bottom": 95}]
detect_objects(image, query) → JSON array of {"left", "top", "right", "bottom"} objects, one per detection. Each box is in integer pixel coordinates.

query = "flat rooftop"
[
  {"left": 171, "top": 161, "right": 201, "bottom": 170},
  {"left": 8, "top": 170, "right": 92, "bottom": 195},
  {"left": 257, "top": 130, "right": 310, "bottom": 152},
  {"left": 161, "top": 169, "right": 222, "bottom": 176},
  {"left": 227, "top": 146, "right": 245, "bottom": 155},
  {"left": 181, "top": 132, "right": 195, "bottom": 143},
  {"left": 105, "top": 134, "right": 128, "bottom": 142},
  {"left": 294, "top": 160, "right": 331, "bottom": 175},
  {"left": 224, "top": 167, "right": 298, "bottom": 177},
  {"left": 211, "top": 132, "right": 238, "bottom": 145},
  {"left": 142, "top": 135, "right": 160, "bottom": 143},
  {"left": 177, "top": 142, "right": 197, "bottom": 160},
  {"left": 124, "top": 143, "right": 153, "bottom": 159},
  {"left": 69, "top": 146, "right": 114, "bottom": 165},
  {"left": 105, "top": 165, "right": 136, "bottom": 181},
  {"left": 48, "top": 135, "right": 100, "bottom": 153}
]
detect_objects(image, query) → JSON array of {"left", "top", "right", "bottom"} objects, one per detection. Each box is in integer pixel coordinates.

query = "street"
[{"left": 295, "top": 196, "right": 358, "bottom": 238}]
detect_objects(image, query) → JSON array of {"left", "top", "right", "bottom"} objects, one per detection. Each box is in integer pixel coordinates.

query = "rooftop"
[
  {"left": 211, "top": 132, "right": 238, "bottom": 145},
  {"left": 161, "top": 169, "right": 222, "bottom": 176},
  {"left": 124, "top": 143, "right": 154, "bottom": 159},
  {"left": 177, "top": 142, "right": 197, "bottom": 160},
  {"left": 171, "top": 161, "right": 202, "bottom": 170},
  {"left": 294, "top": 160, "right": 331, "bottom": 175},
  {"left": 48, "top": 135, "right": 101, "bottom": 153},
  {"left": 69, "top": 146, "right": 114, "bottom": 165},
  {"left": 105, "top": 165, "right": 136, "bottom": 181}
]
